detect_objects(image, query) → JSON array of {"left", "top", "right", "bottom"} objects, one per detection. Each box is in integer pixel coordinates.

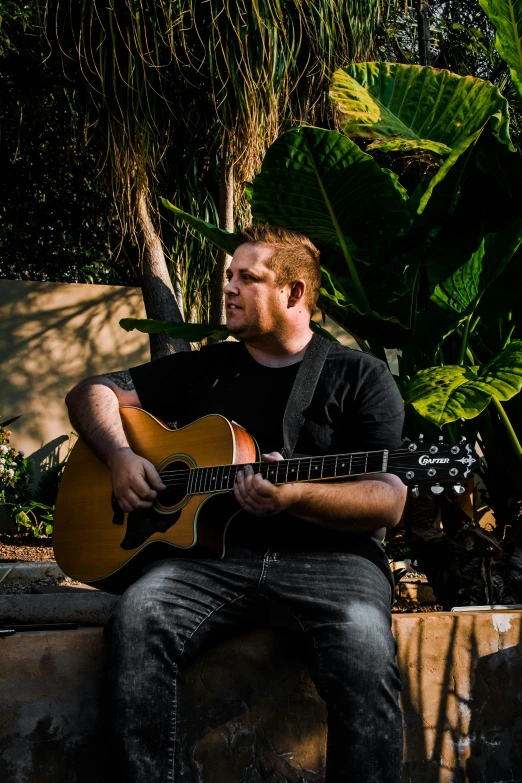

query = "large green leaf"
[
  {"left": 414, "top": 218, "right": 522, "bottom": 346},
  {"left": 479, "top": 0, "right": 522, "bottom": 102},
  {"left": 249, "top": 125, "right": 410, "bottom": 311},
  {"left": 318, "top": 279, "right": 413, "bottom": 348},
  {"left": 161, "top": 199, "right": 241, "bottom": 257},
  {"left": 120, "top": 317, "right": 341, "bottom": 344},
  {"left": 404, "top": 340, "right": 522, "bottom": 426},
  {"left": 120, "top": 319, "right": 233, "bottom": 342},
  {"left": 331, "top": 62, "right": 511, "bottom": 154},
  {"left": 430, "top": 218, "right": 522, "bottom": 315},
  {"left": 330, "top": 63, "right": 512, "bottom": 217},
  {"left": 250, "top": 125, "right": 409, "bottom": 253}
]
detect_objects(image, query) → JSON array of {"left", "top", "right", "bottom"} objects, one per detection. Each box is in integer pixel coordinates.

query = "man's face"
[{"left": 224, "top": 243, "right": 292, "bottom": 340}]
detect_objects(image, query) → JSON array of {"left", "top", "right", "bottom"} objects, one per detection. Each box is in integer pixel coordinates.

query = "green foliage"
[
  {"left": 479, "top": 0, "right": 522, "bottom": 102},
  {"left": 0, "top": 1, "right": 35, "bottom": 56},
  {"left": 166, "top": 61, "right": 522, "bottom": 442},
  {"left": 120, "top": 319, "right": 233, "bottom": 344},
  {"left": 161, "top": 201, "right": 241, "bottom": 258},
  {"left": 120, "top": 317, "right": 340, "bottom": 344},
  {"left": 331, "top": 62, "right": 510, "bottom": 155},
  {"left": 249, "top": 126, "right": 409, "bottom": 268},
  {"left": 0, "top": 422, "right": 72, "bottom": 537},
  {"left": 0, "top": 6, "right": 136, "bottom": 286},
  {"left": 0, "top": 426, "right": 31, "bottom": 504},
  {"left": 14, "top": 501, "right": 54, "bottom": 538},
  {"left": 405, "top": 341, "right": 522, "bottom": 426}
]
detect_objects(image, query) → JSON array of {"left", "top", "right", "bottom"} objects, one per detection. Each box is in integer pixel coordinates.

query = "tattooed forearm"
[{"left": 102, "top": 370, "right": 135, "bottom": 391}]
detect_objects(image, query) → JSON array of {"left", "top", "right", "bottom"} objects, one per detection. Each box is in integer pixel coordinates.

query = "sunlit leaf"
[
  {"left": 404, "top": 340, "right": 522, "bottom": 426},
  {"left": 330, "top": 62, "right": 512, "bottom": 217},
  {"left": 331, "top": 62, "right": 511, "bottom": 154}
]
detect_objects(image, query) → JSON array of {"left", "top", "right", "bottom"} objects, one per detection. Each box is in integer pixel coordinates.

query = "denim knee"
[
  {"left": 108, "top": 578, "right": 176, "bottom": 648},
  {"left": 315, "top": 601, "right": 398, "bottom": 698}
]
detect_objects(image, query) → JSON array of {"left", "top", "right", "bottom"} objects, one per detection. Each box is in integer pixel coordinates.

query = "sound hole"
[{"left": 157, "top": 460, "right": 190, "bottom": 509}]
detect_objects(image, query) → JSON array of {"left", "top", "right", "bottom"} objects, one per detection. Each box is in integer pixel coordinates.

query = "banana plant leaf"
[
  {"left": 161, "top": 199, "right": 241, "bottom": 257},
  {"left": 479, "top": 0, "right": 522, "bottom": 103},
  {"left": 250, "top": 125, "right": 409, "bottom": 254},
  {"left": 120, "top": 318, "right": 340, "bottom": 344},
  {"left": 330, "top": 63, "right": 512, "bottom": 217},
  {"left": 404, "top": 340, "right": 522, "bottom": 426},
  {"left": 120, "top": 319, "right": 233, "bottom": 342}
]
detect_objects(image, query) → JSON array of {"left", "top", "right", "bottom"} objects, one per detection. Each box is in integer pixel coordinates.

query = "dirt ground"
[{"left": 0, "top": 533, "right": 54, "bottom": 563}]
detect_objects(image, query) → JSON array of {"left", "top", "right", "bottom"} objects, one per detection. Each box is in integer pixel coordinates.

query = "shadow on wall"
[
  {"left": 0, "top": 280, "right": 150, "bottom": 463},
  {"left": 399, "top": 613, "right": 522, "bottom": 783}
]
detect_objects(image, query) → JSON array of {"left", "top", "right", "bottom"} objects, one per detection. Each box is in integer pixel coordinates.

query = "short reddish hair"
[{"left": 237, "top": 224, "right": 322, "bottom": 312}]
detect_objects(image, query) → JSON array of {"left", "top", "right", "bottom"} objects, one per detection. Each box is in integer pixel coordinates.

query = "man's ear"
[{"left": 287, "top": 280, "right": 306, "bottom": 308}]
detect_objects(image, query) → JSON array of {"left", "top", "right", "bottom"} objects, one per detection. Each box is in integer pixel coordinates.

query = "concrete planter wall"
[{"left": 1, "top": 598, "right": 521, "bottom": 783}]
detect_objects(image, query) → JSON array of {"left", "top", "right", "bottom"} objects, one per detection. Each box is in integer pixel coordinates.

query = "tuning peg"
[
  {"left": 452, "top": 483, "right": 466, "bottom": 495},
  {"left": 438, "top": 435, "right": 444, "bottom": 443},
  {"left": 418, "top": 433, "right": 424, "bottom": 442},
  {"left": 411, "top": 485, "right": 420, "bottom": 498},
  {"left": 430, "top": 483, "right": 444, "bottom": 495},
  {"left": 459, "top": 435, "right": 467, "bottom": 444}
]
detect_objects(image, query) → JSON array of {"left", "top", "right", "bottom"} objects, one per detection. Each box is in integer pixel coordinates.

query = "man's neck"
[{"left": 244, "top": 328, "right": 313, "bottom": 367}]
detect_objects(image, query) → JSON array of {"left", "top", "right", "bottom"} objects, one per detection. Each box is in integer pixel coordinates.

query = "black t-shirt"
[{"left": 129, "top": 340, "right": 405, "bottom": 589}]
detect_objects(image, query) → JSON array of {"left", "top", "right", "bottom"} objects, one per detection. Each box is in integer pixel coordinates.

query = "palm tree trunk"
[
  {"left": 417, "top": 0, "right": 432, "bottom": 66},
  {"left": 136, "top": 190, "right": 190, "bottom": 359},
  {"left": 209, "top": 149, "right": 234, "bottom": 325}
]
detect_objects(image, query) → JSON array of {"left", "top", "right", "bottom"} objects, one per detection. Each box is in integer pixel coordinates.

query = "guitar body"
[{"left": 53, "top": 410, "right": 257, "bottom": 592}]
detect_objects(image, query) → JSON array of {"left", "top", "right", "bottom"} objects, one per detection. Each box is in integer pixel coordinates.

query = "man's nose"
[{"left": 224, "top": 278, "right": 237, "bottom": 294}]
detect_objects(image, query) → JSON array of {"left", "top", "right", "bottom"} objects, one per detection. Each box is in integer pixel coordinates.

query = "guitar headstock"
[{"left": 388, "top": 435, "right": 479, "bottom": 496}]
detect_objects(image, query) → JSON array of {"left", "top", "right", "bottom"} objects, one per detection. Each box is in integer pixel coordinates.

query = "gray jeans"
[{"left": 105, "top": 546, "right": 403, "bottom": 782}]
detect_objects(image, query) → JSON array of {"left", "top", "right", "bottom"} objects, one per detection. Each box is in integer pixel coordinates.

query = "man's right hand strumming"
[
  {"left": 65, "top": 369, "right": 166, "bottom": 513},
  {"left": 108, "top": 448, "right": 166, "bottom": 513}
]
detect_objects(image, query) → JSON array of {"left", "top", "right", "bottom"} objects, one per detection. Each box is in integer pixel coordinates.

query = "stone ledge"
[
  {"left": 0, "top": 561, "right": 65, "bottom": 583},
  {"left": 1, "top": 612, "right": 522, "bottom": 782},
  {"left": 0, "top": 592, "right": 118, "bottom": 625}
]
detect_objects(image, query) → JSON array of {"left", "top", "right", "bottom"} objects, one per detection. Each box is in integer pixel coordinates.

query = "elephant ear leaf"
[
  {"left": 430, "top": 218, "right": 522, "bottom": 315},
  {"left": 416, "top": 218, "right": 522, "bottom": 345},
  {"left": 250, "top": 125, "right": 409, "bottom": 252},
  {"left": 404, "top": 340, "right": 522, "bottom": 427},
  {"left": 480, "top": 0, "right": 522, "bottom": 103},
  {"left": 330, "top": 63, "right": 512, "bottom": 216},
  {"left": 331, "top": 63, "right": 511, "bottom": 154},
  {"left": 161, "top": 199, "right": 241, "bottom": 256}
]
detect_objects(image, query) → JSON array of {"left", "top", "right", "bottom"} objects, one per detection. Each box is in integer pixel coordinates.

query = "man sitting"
[{"left": 65, "top": 224, "right": 407, "bottom": 782}]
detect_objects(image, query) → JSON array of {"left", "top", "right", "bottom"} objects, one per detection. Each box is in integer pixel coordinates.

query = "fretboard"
[{"left": 187, "top": 450, "right": 388, "bottom": 496}]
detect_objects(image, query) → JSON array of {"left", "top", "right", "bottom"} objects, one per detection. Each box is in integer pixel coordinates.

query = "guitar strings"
[
  {"left": 155, "top": 447, "right": 458, "bottom": 480},
  {"left": 153, "top": 457, "right": 466, "bottom": 491},
  {"left": 156, "top": 454, "right": 467, "bottom": 480}
]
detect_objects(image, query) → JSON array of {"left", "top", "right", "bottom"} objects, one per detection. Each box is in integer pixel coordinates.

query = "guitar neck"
[{"left": 187, "top": 450, "right": 388, "bottom": 496}]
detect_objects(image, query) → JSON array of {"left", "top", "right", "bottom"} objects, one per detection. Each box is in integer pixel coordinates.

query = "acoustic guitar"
[{"left": 53, "top": 408, "right": 478, "bottom": 592}]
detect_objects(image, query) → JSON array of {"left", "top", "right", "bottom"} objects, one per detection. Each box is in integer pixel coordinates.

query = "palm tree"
[{"left": 40, "top": 0, "right": 396, "bottom": 353}]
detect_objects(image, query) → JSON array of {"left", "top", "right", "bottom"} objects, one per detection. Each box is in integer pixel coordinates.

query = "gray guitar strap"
[{"left": 281, "top": 332, "right": 332, "bottom": 459}]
